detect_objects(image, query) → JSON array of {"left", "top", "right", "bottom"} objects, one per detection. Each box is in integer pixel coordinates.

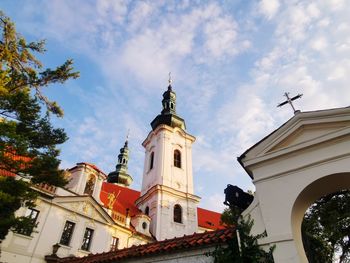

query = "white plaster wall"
[
  {"left": 141, "top": 126, "right": 195, "bottom": 196},
  {"left": 119, "top": 247, "right": 215, "bottom": 263},
  {"left": 0, "top": 197, "right": 133, "bottom": 263},
  {"left": 156, "top": 191, "right": 198, "bottom": 240}
]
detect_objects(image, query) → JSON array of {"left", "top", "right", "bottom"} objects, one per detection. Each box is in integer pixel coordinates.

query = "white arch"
[{"left": 291, "top": 172, "right": 350, "bottom": 262}]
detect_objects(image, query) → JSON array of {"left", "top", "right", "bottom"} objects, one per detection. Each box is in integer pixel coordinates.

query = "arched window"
[
  {"left": 174, "top": 150, "right": 181, "bottom": 168},
  {"left": 145, "top": 206, "right": 149, "bottom": 216},
  {"left": 149, "top": 152, "right": 154, "bottom": 170},
  {"left": 173, "top": 204, "right": 182, "bottom": 223},
  {"left": 84, "top": 174, "right": 96, "bottom": 195}
]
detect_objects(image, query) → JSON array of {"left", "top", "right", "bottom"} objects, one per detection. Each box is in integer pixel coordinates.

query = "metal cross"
[{"left": 277, "top": 92, "right": 303, "bottom": 114}]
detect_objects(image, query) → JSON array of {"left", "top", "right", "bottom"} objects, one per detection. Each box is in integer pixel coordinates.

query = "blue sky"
[{"left": 2, "top": 0, "right": 350, "bottom": 212}]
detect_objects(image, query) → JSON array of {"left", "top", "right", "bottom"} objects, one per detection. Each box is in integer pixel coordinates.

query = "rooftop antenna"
[{"left": 277, "top": 92, "right": 303, "bottom": 114}]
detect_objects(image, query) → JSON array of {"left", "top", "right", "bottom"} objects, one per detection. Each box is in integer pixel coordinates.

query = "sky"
[{"left": 2, "top": 0, "right": 350, "bottom": 212}]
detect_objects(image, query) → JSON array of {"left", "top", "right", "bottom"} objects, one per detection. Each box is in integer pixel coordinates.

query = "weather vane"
[
  {"left": 168, "top": 72, "right": 172, "bottom": 85},
  {"left": 277, "top": 92, "right": 303, "bottom": 114},
  {"left": 126, "top": 129, "right": 130, "bottom": 141}
]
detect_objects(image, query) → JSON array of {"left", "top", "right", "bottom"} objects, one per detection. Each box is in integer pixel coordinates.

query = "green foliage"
[
  {"left": 0, "top": 11, "right": 79, "bottom": 241},
  {"left": 208, "top": 207, "right": 275, "bottom": 263},
  {"left": 0, "top": 176, "right": 37, "bottom": 240},
  {"left": 302, "top": 190, "right": 350, "bottom": 263}
]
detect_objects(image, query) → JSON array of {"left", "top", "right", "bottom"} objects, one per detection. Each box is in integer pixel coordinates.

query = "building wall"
[
  {"left": 116, "top": 247, "right": 215, "bottom": 263},
  {"left": 0, "top": 195, "right": 137, "bottom": 263},
  {"left": 141, "top": 126, "right": 195, "bottom": 196}
]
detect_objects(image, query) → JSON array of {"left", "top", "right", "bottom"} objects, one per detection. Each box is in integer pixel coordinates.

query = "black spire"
[
  {"left": 150, "top": 76, "right": 186, "bottom": 131},
  {"left": 107, "top": 138, "right": 133, "bottom": 187}
]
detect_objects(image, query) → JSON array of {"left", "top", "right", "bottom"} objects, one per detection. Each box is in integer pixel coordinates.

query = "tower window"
[
  {"left": 81, "top": 228, "right": 94, "bottom": 251},
  {"left": 174, "top": 204, "right": 182, "bottom": 223},
  {"left": 145, "top": 206, "right": 149, "bottom": 216},
  {"left": 84, "top": 174, "right": 96, "bottom": 195},
  {"left": 149, "top": 152, "right": 154, "bottom": 170},
  {"left": 174, "top": 150, "right": 181, "bottom": 168},
  {"left": 60, "top": 221, "right": 75, "bottom": 246}
]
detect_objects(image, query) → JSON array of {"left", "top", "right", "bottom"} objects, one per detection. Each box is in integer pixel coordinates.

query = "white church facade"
[{"left": 0, "top": 83, "right": 223, "bottom": 263}]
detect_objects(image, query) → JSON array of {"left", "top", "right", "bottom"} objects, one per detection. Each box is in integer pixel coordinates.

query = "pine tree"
[{"left": 0, "top": 11, "right": 79, "bottom": 241}]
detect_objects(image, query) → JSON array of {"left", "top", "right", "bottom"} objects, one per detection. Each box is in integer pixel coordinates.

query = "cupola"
[
  {"left": 150, "top": 79, "right": 186, "bottom": 131},
  {"left": 107, "top": 140, "right": 133, "bottom": 187}
]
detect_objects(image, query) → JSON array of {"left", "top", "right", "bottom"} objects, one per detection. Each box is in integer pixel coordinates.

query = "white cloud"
[
  {"left": 327, "top": 66, "right": 346, "bottom": 81},
  {"left": 310, "top": 36, "right": 328, "bottom": 51},
  {"left": 127, "top": 1, "right": 155, "bottom": 32},
  {"left": 259, "top": 0, "right": 280, "bottom": 19},
  {"left": 200, "top": 193, "right": 226, "bottom": 213},
  {"left": 204, "top": 15, "right": 238, "bottom": 57}
]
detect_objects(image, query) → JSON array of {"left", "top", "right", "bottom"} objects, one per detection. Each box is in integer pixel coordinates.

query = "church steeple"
[
  {"left": 150, "top": 76, "right": 186, "bottom": 131},
  {"left": 161, "top": 84, "right": 176, "bottom": 115},
  {"left": 107, "top": 139, "right": 133, "bottom": 187}
]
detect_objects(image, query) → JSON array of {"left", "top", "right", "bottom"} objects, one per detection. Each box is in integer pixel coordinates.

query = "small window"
[
  {"left": 110, "top": 236, "right": 119, "bottom": 251},
  {"left": 60, "top": 221, "right": 75, "bottom": 246},
  {"left": 174, "top": 150, "right": 181, "bottom": 168},
  {"left": 142, "top": 222, "right": 147, "bottom": 230},
  {"left": 149, "top": 152, "right": 154, "bottom": 170},
  {"left": 145, "top": 206, "right": 149, "bottom": 216},
  {"left": 16, "top": 208, "right": 39, "bottom": 236},
  {"left": 81, "top": 228, "right": 94, "bottom": 251},
  {"left": 84, "top": 174, "right": 96, "bottom": 195},
  {"left": 174, "top": 204, "right": 182, "bottom": 223}
]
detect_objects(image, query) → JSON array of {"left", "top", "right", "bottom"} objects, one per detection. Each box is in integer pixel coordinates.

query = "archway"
[{"left": 291, "top": 173, "right": 350, "bottom": 262}]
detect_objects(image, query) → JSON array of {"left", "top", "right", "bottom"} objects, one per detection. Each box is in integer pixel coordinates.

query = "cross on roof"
[{"left": 277, "top": 92, "right": 303, "bottom": 114}]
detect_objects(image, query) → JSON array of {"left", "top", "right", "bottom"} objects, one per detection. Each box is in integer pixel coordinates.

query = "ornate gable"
[
  {"left": 240, "top": 107, "right": 350, "bottom": 177},
  {"left": 53, "top": 196, "right": 114, "bottom": 224},
  {"left": 267, "top": 121, "right": 350, "bottom": 153}
]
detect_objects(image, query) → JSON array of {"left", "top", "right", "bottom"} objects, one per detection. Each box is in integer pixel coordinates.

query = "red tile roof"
[
  {"left": 99, "top": 182, "right": 224, "bottom": 230},
  {"left": 0, "top": 168, "right": 16, "bottom": 177},
  {"left": 100, "top": 182, "right": 142, "bottom": 217},
  {"left": 59, "top": 227, "right": 235, "bottom": 263},
  {"left": 197, "top": 207, "right": 225, "bottom": 230}
]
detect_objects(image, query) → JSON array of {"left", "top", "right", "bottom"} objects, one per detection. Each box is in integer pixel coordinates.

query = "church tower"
[
  {"left": 135, "top": 80, "right": 200, "bottom": 241},
  {"left": 107, "top": 139, "right": 133, "bottom": 187}
]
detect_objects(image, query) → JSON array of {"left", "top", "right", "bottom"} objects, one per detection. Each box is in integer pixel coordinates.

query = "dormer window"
[
  {"left": 174, "top": 150, "right": 181, "bottom": 168},
  {"left": 84, "top": 174, "right": 96, "bottom": 195},
  {"left": 149, "top": 152, "right": 154, "bottom": 170}
]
